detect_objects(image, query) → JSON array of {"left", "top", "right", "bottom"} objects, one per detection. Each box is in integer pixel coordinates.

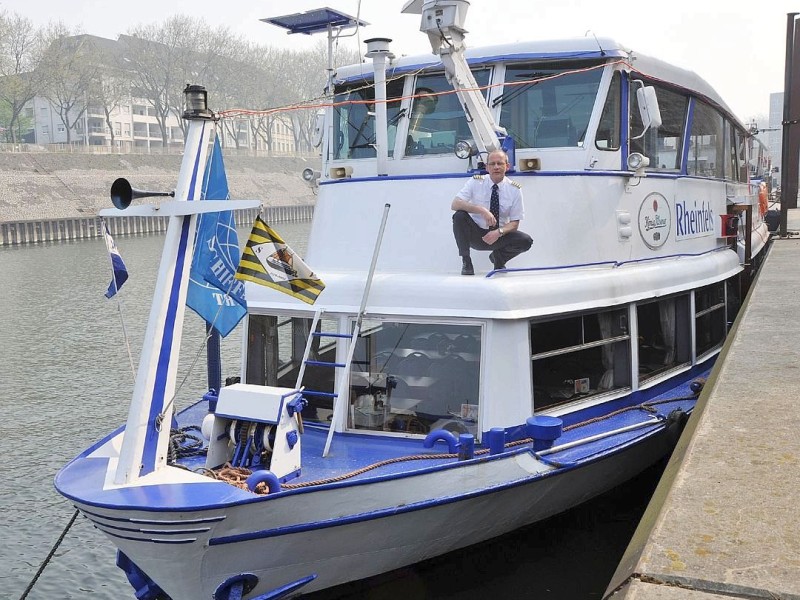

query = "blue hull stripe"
[
  {"left": 487, "top": 246, "right": 732, "bottom": 278},
  {"left": 320, "top": 170, "right": 705, "bottom": 187},
  {"left": 85, "top": 518, "right": 211, "bottom": 535},
  {"left": 80, "top": 506, "right": 226, "bottom": 525},
  {"left": 95, "top": 528, "right": 198, "bottom": 544},
  {"left": 141, "top": 121, "right": 206, "bottom": 476},
  {"left": 209, "top": 424, "right": 668, "bottom": 546}
]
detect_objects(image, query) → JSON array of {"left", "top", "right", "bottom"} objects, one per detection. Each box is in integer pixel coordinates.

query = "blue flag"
[
  {"left": 186, "top": 136, "right": 247, "bottom": 337},
  {"left": 103, "top": 222, "right": 129, "bottom": 298}
]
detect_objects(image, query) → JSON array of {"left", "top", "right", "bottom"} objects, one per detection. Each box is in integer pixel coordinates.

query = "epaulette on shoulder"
[
  {"left": 472, "top": 174, "right": 486, "bottom": 180},
  {"left": 508, "top": 179, "right": 522, "bottom": 189}
]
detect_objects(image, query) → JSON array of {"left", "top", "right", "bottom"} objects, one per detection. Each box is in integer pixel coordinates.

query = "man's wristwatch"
[{"left": 498, "top": 226, "right": 505, "bottom": 236}]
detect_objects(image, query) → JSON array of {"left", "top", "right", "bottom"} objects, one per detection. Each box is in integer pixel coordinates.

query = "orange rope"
[
  {"left": 210, "top": 382, "right": 699, "bottom": 495},
  {"left": 215, "top": 60, "right": 627, "bottom": 122}
]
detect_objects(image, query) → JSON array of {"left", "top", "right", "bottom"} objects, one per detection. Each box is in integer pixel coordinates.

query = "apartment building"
[{"left": 23, "top": 34, "right": 299, "bottom": 154}]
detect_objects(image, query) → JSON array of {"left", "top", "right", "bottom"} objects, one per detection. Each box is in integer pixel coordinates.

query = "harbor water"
[{"left": 0, "top": 222, "right": 666, "bottom": 600}]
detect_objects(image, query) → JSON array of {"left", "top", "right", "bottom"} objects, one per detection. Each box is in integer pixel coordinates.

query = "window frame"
[{"left": 530, "top": 307, "right": 631, "bottom": 410}]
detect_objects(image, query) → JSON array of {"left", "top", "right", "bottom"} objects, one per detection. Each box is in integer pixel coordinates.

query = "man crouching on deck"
[{"left": 451, "top": 149, "right": 532, "bottom": 275}]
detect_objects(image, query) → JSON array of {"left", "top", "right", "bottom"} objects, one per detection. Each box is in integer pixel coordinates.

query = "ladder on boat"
[{"left": 294, "top": 204, "right": 391, "bottom": 458}]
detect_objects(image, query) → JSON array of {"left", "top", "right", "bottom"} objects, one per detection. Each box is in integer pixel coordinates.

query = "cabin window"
[
  {"left": 348, "top": 320, "right": 482, "bottom": 436},
  {"left": 245, "top": 314, "right": 338, "bottom": 424},
  {"left": 498, "top": 60, "right": 604, "bottom": 149},
  {"left": 595, "top": 71, "right": 621, "bottom": 151},
  {"left": 748, "top": 137, "right": 770, "bottom": 181},
  {"left": 630, "top": 83, "right": 687, "bottom": 170},
  {"left": 731, "top": 125, "right": 749, "bottom": 183},
  {"left": 332, "top": 78, "right": 405, "bottom": 160},
  {"left": 687, "top": 101, "right": 725, "bottom": 178},
  {"left": 694, "top": 282, "right": 726, "bottom": 356},
  {"left": 530, "top": 308, "right": 631, "bottom": 410},
  {"left": 636, "top": 295, "right": 691, "bottom": 382},
  {"left": 405, "top": 69, "right": 490, "bottom": 156}
]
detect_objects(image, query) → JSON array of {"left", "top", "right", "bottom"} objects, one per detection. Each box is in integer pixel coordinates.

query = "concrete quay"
[
  {"left": 0, "top": 152, "right": 318, "bottom": 245},
  {"left": 606, "top": 211, "right": 800, "bottom": 599}
]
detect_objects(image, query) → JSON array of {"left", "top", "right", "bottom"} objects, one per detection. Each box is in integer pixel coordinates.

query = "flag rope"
[
  {"left": 157, "top": 274, "right": 241, "bottom": 429},
  {"left": 101, "top": 218, "right": 136, "bottom": 382}
]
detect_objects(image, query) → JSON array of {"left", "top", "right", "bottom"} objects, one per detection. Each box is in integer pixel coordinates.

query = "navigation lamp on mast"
[{"left": 183, "top": 84, "right": 214, "bottom": 120}]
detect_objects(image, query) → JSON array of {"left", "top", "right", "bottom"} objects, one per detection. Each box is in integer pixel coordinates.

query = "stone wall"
[{"left": 0, "top": 152, "right": 319, "bottom": 222}]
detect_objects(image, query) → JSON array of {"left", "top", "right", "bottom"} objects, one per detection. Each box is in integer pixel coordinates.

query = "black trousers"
[{"left": 452, "top": 210, "right": 533, "bottom": 265}]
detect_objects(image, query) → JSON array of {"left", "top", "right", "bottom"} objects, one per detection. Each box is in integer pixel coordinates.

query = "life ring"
[{"left": 759, "top": 182, "right": 768, "bottom": 217}]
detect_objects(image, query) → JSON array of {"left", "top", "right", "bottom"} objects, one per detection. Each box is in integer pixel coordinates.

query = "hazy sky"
[{"left": 1, "top": 0, "right": 796, "bottom": 123}]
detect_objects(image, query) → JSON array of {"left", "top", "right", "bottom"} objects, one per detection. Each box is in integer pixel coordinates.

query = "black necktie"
[{"left": 490, "top": 183, "right": 500, "bottom": 230}]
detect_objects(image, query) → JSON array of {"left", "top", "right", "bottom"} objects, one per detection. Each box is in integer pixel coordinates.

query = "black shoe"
[
  {"left": 489, "top": 252, "right": 506, "bottom": 270},
  {"left": 461, "top": 256, "right": 474, "bottom": 276}
]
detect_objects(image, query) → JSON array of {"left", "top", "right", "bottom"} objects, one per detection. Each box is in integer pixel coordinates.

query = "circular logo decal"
[{"left": 638, "top": 193, "right": 671, "bottom": 249}]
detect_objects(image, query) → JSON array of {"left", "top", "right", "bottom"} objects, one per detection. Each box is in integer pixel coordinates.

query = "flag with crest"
[
  {"left": 235, "top": 216, "right": 325, "bottom": 304},
  {"left": 186, "top": 135, "right": 247, "bottom": 337}
]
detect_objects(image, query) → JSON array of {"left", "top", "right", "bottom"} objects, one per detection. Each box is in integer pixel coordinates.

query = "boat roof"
[
  {"left": 245, "top": 251, "right": 742, "bottom": 320},
  {"left": 335, "top": 36, "right": 739, "bottom": 125}
]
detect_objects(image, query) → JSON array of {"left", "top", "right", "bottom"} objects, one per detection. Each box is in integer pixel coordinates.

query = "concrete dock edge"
[{"left": 605, "top": 211, "right": 800, "bottom": 599}]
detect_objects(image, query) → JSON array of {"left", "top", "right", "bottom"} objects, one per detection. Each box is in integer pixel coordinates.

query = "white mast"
[
  {"left": 112, "top": 86, "right": 215, "bottom": 485},
  {"left": 402, "top": 0, "right": 506, "bottom": 155}
]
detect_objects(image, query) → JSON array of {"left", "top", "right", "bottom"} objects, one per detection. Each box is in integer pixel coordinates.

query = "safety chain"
[{"left": 210, "top": 379, "right": 705, "bottom": 495}]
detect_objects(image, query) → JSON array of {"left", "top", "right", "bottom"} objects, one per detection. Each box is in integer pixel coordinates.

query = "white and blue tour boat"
[{"left": 55, "top": 2, "right": 772, "bottom": 598}]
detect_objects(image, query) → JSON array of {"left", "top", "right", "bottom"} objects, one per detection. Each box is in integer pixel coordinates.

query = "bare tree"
[
  {"left": 39, "top": 28, "right": 101, "bottom": 144},
  {"left": 0, "top": 11, "right": 48, "bottom": 143},
  {"left": 90, "top": 72, "right": 132, "bottom": 147},
  {"left": 281, "top": 41, "right": 361, "bottom": 154},
  {"left": 204, "top": 37, "right": 260, "bottom": 149},
  {"left": 122, "top": 16, "right": 245, "bottom": 147},
  {"left": 78, "top": 37, "right": 133, "bottom": 148},
  {"left": 121, "top": 17, "right": 196, "bottom": 147}
]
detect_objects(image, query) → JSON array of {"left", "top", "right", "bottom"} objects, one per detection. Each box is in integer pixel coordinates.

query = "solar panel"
[{"left": 262, "top": 7, "right": 368, "bottom": 35}]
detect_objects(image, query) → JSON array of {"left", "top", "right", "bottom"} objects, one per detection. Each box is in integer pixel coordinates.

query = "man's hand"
[{"left": 482, "top": 228, "right": 502, "bottom": 245}]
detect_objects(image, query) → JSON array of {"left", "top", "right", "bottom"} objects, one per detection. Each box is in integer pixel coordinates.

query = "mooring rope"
[
  {"left": 17, "top": 509, "right": 79, "bottom": 600},
  {"left": 210, "top": 379, "right": 703, "bottom": 495},
  {"left": 167, "top": 426, "right": 206, "bottom": 463}
]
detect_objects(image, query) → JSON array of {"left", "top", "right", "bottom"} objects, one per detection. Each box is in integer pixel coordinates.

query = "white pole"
[
  {"left": 366, "top": 38, "right": 392, "bottom": 176},
  {"left": 114, "top": 109, "right": 214, "bottom": 485},
  {"left": 323, "top": 204, "right": 391, "bottom": 457}
]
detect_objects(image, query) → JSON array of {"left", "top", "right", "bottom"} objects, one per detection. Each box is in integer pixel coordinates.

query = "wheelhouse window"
[
  {"left": 406, "top": 69, "right": 490, "bottom": 156},
  {"left": 630, "top": 82, "right": 687, "bottom": 170},
  {"left": 730, "top": 124, "right": 749, "bottom": 183},
  {"left": 333, "top": 78, "right": 404, "bottom": 160},
  {"left": 499, "top": 60, "right": 604, "bottom": 149},
  {"left": 695, "top": 282, "right": 726, "bottom": 357},
  {"left": 245, "top": 314, "right": 338, "bottom": 424},
  {"left": 531, "top": 308, "right": 630, "bottom": 410},
  {"left": 637, "top": 295, "right": 691, "bottom": 382},
  {"left": 595, "top": 71, "right": 621, "bottom": 151},
  {"left": 688, "top": 100, "right": 725, "bottom": 178},
  {"left": 349, "top": 320, "right": 482, "bottom": 436}
]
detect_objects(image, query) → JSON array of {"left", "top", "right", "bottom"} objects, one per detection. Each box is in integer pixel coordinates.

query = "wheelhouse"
[
  {"left": 326, "top": 39, "right": 771, "bottom": 184},
  {"left": 243, "top": 38, "right": 769, "bottom": 442}
]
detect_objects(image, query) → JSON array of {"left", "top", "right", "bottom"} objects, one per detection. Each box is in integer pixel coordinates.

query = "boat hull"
[{"left": 67, "top": 419, "right": 682, "bottom": 599}]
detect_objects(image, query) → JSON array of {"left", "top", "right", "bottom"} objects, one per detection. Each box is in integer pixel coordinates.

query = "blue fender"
[
  {"left": 214, "top": 573, "right": 317, "bottom": 600},
  {"left": 245, "top": 470, "right": 281, "bottom": 493}
]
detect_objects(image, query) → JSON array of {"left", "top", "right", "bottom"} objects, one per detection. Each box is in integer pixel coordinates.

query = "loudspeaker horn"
[{"left": 110, "top": 177, "right": 175, "bottom": 210}]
